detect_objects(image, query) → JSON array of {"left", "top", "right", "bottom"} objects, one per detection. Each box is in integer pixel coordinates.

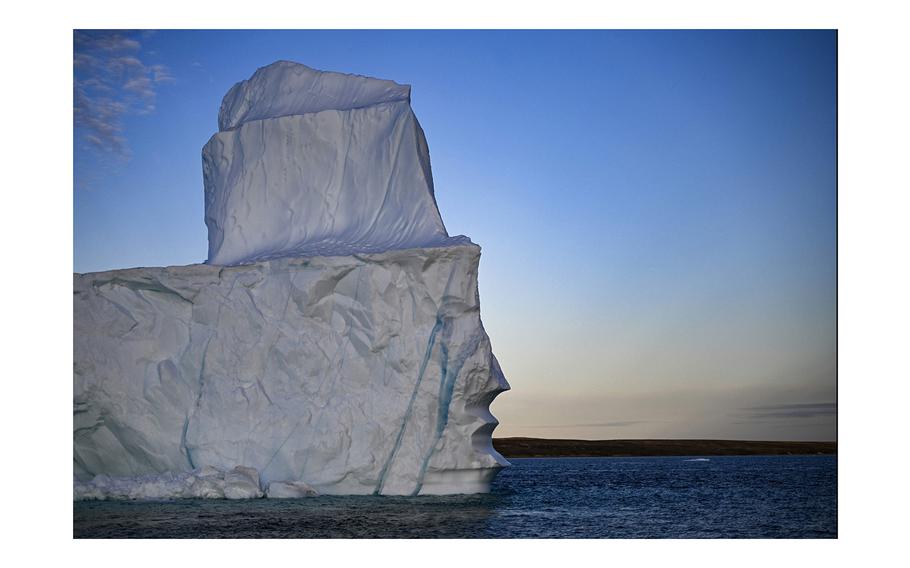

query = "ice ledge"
[
  {"left": 79, "top": 240, "right": 478, "bottom": 277},
  {"left": 218, "top": 60, "right": 411, "bottom": 131},
  {"left": 215, "top": 235, "right": 474, "bottom": 267}
]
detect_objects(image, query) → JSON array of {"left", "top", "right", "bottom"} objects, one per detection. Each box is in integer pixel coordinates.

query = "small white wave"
[{"left": 683, "top": 458, "right": 711, "bottom": 462}]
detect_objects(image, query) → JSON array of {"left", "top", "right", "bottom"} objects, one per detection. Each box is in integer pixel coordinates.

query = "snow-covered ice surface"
[
  {"left": 218, "top": 60, "right": 411, "bottom": 131},
  {"left": 73, "top": 61, "right": 509, "bottom": 499},
  {"left": 204, "top": 61, "right": 453, "bottom": 266}
]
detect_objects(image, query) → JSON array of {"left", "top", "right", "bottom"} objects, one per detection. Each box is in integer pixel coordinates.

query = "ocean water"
[{"left": 73, "top": 455, "right": 836, "bottom": 538}]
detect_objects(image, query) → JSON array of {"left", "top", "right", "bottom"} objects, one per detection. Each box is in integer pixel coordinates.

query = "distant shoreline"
[{"left": 492, "top": 437, "right": 836, "bottom": 458}]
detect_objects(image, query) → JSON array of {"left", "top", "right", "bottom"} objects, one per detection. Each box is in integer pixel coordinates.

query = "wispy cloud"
[
  {"left": 738, "top": 402, "right": 836, "bottom": 420},
  {"left": 74, "top": 30, "right": 174, "bottom": 158}
]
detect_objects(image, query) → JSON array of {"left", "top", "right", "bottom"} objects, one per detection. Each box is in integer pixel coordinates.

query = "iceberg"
[
  {"left": 73, "top": 61, "right": 509, "bottom": 498},
  {"left": 203, "top": 61, "right": 457, "bottom": 266}
]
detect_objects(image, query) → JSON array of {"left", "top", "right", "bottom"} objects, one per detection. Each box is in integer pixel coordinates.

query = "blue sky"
[{"left": 74, "top": 30, "right": 836, "bottom": 440}]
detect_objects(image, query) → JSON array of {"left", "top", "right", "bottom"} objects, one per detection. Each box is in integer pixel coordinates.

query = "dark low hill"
[{"left": 492, "top": 437, "right": 836, "bottom": 458}]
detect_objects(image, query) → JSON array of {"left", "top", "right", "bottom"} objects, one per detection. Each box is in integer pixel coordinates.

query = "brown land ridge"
[{"left": 492, "top": 437, "right": 836, "bottom": 458}]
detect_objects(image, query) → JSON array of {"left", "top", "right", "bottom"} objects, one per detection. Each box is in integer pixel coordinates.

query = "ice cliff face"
[
  {"left": 74, "top": 245, "right": 508, "bottom": 495},
  {"left": 204, "top": 61, "right": 454, "bottom": 266},
  {"left": 74, "top": 61, "right": 509, "bottom": 498}
]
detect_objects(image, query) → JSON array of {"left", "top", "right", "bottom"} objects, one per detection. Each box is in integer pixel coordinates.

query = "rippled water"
[{"left": 74, "top": 455, "right": 836, "bottom": 538}]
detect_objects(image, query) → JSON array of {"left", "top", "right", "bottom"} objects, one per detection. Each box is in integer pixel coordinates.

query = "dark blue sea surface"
[{"left": 73, "top": 455, "right": 836, "bottom": 538}]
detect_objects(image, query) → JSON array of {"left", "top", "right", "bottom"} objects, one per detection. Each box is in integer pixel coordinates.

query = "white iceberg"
[{"left": 73, "top": 61, "right": 509, "bottom": 499}]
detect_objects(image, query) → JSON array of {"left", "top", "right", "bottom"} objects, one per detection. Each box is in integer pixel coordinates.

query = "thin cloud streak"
[
  {"left": 519, "top": 420, "right": 655, "bottom": 429},
  {"left": 737, "top": 402, "right": 836, "bottom": 420}
]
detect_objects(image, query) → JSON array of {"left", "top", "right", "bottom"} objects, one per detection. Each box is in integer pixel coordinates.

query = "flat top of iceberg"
[{"left": 218, "top": 60, "right": 412, "bottom": 131}]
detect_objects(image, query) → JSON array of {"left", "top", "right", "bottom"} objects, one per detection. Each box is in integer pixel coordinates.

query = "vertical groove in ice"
[{"left": 374, "top": 315, "right": 443, "bottom": 495}]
